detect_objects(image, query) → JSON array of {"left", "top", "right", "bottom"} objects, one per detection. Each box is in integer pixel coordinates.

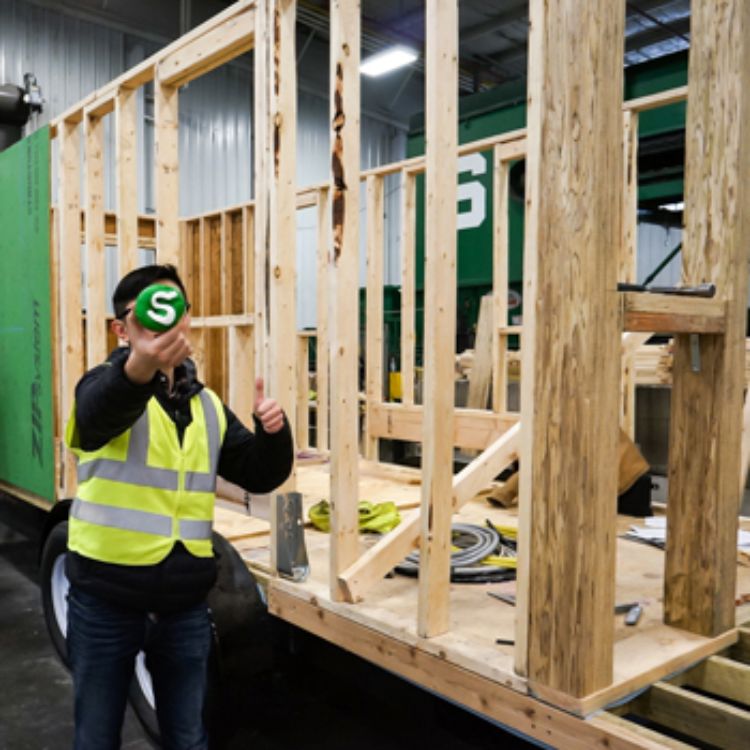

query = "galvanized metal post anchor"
[{"left": 275, "top": 492, "right": 310, "bottom": 582}]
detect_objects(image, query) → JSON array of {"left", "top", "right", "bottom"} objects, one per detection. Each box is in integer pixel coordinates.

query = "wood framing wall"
[
  {"left": 327, "top": 0, "right": 361, "bottom": 601},
  {"left": 515, "top": 0, "right": 625, "bottom": 698},
  {"left": 46, "top": 0, "right": 749, "bottom": 719},
  {"left": 417, "top": 0, "right": 458, "bottom": 638},
  {"left": 664, "top": 0, "right": 749, "bottom": 637}
]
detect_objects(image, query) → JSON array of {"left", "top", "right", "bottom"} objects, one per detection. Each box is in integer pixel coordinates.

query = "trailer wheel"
[
  {"left": 128, "top": 653, "right": 161, "bottom": 742},
  {"left": 40, "top": 520, "right": 71, "bottom": 666}
]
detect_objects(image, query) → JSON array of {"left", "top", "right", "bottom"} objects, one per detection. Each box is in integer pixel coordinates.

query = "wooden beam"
[
  {"left": 622, "top": 331, "right": 652, "bottom": 360},
  {"left": 253, "top": 0, "right": 297, "bottom": 451},
  {"left": 115, "top": 87, "right": 139, "bottom": 275},
  {"left": 515, "top": 0, "right": 624, "bottom": 695},
  {"left": 269, "top": 587, "right": 673, "bottom": 750},
  {"left": 664, "top": 0, "right": 749, "bottom": 637},
  {"left": 190, "top": 313, "right": 255, "bottom": 328},
  {"left": 84, "top": 91, "right": 116, "bottom": 120},
  {"left": 338, "top": 423, "right": 517, "bottom": 604},
  {"left": 621, "top": 292, "right": 726, "bottom": 334},
  {"left": 253, "top": 0, "right": 270, "bottom": 384},
  {"left": 337, "top": 507, "right": 421, "bottom": 603},
  {"left": 741, "top": 392, "right": 750, "bottom": 505},
  {"left": 620, "top": 109, "right": 639, "bottom": 437},
  {"left": 624, "top": 85, "right": 688, "bottom": 115},
  {"left": 367, "top": 402, "right": 518, "bottom": 451},
  {"left": 158, "top": 7, "right": 256, "bottom": 87},
  {"left": 220, "top": 212, "right": 230, "bottom": 318},
  {"left": 242, "top": 205, "right": 254, "bottom": 317},
  {"left": 492, "top": 151, "right": 510, "bottom": 413},
  {"left": 315, "top": 187, "right": 330, "bottom": 452},
  {"left": 399, "top": 169, "right": 416, "bottom": 405},
  {"left": 364, "top": 174, "right": 385, "bottom": 460},
  {"left": 269, "top": 0, "right": 297, "bottom": 454},
  {"left": 58, "top": 120, "right": 84, "bottom": 496},
  {"left": 50, "top": 0, "right": 256, "bottom": 129},
  {"left": 296, "top": 335, "right": 309, "bottom": 450},
  {"left": 590, "top": 714, "right": 693, "bottom": 750},
  {"left": 154, "top": 78, "right": 179, "bottom": 265},
  {"left": 227, "top": 324, "right": 254, "bottom": 427},
  {"left": 676, "top": 654, "right": 750, "bottom": 706},
  {"left": 84, "top": 113, "right": 107, "bottom": 368},
  {"left": 452, "top": 423, "right": 519, "bottom": 508},
  {"left": 466, "top": 294, "right": 493, "bottom": 410},
  {"left": 328, "top": 0, "right": 360, "bottom": 600},
  {"left": 636, "top": 682, "right": 750, "bottom": 750},
  {"left": 621, "top": 332, "right": 653, "bottom": 437},
  {"left": 730, "top": 628, "right": 750, "bottom": 664},
  {"left": 418, "top": 0, "right": 458, "bottom": 637}
]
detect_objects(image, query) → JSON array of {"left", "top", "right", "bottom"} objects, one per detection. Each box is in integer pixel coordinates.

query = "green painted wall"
[{"left": 0, "top": 127, "right": 55, "bottom": 502}]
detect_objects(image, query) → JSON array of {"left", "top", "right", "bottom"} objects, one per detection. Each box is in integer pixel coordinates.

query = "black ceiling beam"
[{"left": 483, "top": 11, "right": 690, "bottom": 71}]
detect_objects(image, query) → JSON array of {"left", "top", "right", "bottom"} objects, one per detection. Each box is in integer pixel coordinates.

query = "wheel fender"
[{"left": 38, "top": 498, "right": 72, "bottom": 563}]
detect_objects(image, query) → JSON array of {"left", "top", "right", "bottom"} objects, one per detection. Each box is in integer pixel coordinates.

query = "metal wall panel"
[{"left": 636, "top": 221, "right": 683, "bottom": 286}]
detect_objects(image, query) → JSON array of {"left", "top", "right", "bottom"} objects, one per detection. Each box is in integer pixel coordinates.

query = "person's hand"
[
  {"left": 254, "top": 378, "right": 284, "bottom": 434},
  {"left": 124, "top": 314, "right": 192, "bottom": 384}
]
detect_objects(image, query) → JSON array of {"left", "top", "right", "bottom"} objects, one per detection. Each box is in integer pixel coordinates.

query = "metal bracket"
[
  {"left": 275, "top": 492, "right": 310, "bottom": 582},
  {"left": 690, "top": 333, "right": 701, "bottom": 373}
]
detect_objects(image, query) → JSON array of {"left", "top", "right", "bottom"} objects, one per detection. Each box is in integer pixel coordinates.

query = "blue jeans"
[{"left": 67, "top": 586, "right": 212, "bottom": 750}]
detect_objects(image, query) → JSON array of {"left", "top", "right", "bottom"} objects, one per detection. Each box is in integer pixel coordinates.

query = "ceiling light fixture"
[{"left": 360, "top": 46, "right": 418, "bottom": 77}]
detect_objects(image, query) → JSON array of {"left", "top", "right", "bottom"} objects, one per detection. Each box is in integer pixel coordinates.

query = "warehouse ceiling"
[{"left": 23, "top": 0, "right": 691, "bottom": 126}]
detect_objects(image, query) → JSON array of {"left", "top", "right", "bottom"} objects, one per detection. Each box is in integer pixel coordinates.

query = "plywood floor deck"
[{"left": 214, "top": 458, "right": 750, "bottom": 720}]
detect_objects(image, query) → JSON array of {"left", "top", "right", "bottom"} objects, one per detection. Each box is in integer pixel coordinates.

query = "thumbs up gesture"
[{"left": 253, "top": 378, "right": 285, "bottom": 434}]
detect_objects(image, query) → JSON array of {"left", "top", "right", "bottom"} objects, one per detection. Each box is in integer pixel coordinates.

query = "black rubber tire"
[
  {"left": 40, "top": 521, "right": 70, "bottom": 667},
  {"left": 128, "top": 658, "right": 162, "bottom": 744},
  {"left": 128, "top": 531, "right": 271, "bottom": 748},
  {"left": 205, "top": 532, "right": 273, "bottom": 748}
]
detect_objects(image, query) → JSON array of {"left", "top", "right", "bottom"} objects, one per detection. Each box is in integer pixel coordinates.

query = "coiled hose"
[{"left": 395, "top": 522, "right": 516, "bottom": 583}]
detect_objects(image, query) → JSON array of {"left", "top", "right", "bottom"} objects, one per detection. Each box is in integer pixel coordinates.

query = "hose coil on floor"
[{"left": 394, "top": 523, "right": 516, "bottom": 583}]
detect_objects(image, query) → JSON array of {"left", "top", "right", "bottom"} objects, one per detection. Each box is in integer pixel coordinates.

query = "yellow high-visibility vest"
[{"left": 65, "top": 389, "right": 227, "bottom": 565}]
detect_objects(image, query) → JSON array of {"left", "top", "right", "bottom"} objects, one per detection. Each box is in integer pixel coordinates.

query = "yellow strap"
[{"left": 309, "top": 499, "right": 402, "bottom": 534}]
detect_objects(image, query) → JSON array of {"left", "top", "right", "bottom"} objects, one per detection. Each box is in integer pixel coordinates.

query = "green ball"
[{"left": 134, "top": 284, "right": 187, "bottom": 332}]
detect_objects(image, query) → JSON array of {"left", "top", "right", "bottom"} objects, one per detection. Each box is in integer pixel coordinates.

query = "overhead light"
[
  {"left": 659, "top": 201, "right": 685, "bottom": 212},
  {"left": 360, "top": 46, "right": 417, "bottom": 77}
]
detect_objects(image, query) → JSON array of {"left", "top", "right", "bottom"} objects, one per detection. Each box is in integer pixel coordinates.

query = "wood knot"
[
  {"left": 332, "top": 112, "right": 346, "bottom": 132},
  {"left": 274, "top": 265, "right": 281, "bottom": 279}
]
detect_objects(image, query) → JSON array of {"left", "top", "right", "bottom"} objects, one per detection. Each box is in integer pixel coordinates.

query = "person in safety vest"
[{"left": 64, "top": 264, "right": 293, "bottom": 750}]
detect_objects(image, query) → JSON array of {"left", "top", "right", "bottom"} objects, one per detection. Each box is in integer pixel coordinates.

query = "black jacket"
[{"left": 66, "top": 347, "right": 294, "bottom": 613}]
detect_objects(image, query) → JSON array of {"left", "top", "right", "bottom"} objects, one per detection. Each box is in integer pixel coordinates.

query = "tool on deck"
[
  {"left": 624, "top": 604, "right": 643, "bottom": 626},
  {"left": 616, "top": 281, "right": 716, "bottom": 298},
  {"left": 275, "top": 492, "right": 310, "bottom": 582},
  {"left": 488, "top": 592, "right": 516, "bottom": 606}
]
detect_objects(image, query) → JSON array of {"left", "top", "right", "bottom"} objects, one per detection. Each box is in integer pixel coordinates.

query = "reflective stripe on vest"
[
  {"left": 73, "top": 389, "right": 221, "bottom": 543},
  {"left": 184, "top": 391, "right": 220, "bottom": 493},
  {"left": 77, "top": 390, "right": 219, "bottom": 491},
  {"left": 71, "top": 497, "right": 213, "bottom": 540},
  {"left": 76, "top": 391, "right": 219, "bottom": 492},
  {"left": 76, "top": 407, "right": 179, "bottom": 489}
]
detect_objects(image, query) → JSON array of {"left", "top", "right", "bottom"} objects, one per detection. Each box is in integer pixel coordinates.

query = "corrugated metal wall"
[
  {"left": 1, "top": 0, "right": 406, "bottom": 325},
  {"left": 636, "top": 221, "right": 683, "bottom": 286}
]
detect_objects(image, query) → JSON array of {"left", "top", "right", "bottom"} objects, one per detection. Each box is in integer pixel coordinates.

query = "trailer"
[{"left": 1, "top": 1, "right": 749, "bottom": 747}]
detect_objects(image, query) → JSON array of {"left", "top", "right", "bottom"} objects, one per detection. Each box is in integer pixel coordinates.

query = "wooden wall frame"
[{"left": 46, "top": 0, "right": 750, "bottom": 744}]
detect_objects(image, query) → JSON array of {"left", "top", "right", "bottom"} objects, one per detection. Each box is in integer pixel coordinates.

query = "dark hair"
[{"left": 112, "top": 264, "right": 188, "bottom": 318}]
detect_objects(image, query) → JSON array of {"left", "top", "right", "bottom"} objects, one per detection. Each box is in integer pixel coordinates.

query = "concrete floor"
[
  {"left": 0, "top": 517, "right": 153, "bottom": 749},
  {"left": 0, "top": 495, "right": 539, "bottom": 750}
]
